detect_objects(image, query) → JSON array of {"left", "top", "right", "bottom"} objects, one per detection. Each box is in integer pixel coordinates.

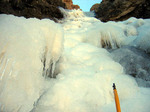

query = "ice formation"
[
  {"left": 110, "top": 46, "right": 150, "bottom": 87},
  {"left": 0, "top": 14, "right": 63, "bottom": 111},
  {"left": 0, "top": 9, "right": 150, "bottom": 112}
]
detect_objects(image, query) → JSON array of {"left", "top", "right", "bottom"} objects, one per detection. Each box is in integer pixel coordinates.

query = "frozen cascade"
[
  {"left": 0, "top": 9, "right": 150, "bottom": 112},
  {"left": 0, "top": 14, "right": 63, "bottom": 112}
]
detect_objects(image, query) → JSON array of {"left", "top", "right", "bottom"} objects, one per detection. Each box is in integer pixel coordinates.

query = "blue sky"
[{"left": 72, "top": 0, "right": 102, "bottom": 11}]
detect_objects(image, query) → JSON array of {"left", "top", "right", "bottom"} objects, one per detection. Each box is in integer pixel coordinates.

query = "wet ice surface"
[{"left": 110, "top": 46, "right": 150, "bottom": 87}]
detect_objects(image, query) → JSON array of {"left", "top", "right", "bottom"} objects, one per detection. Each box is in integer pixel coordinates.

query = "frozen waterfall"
[
  {"left": 0, "top": 9, "right": 150, "bottom": 112},
  {"left": 0, "top": 14, "right": 64, "bottom": 111}
]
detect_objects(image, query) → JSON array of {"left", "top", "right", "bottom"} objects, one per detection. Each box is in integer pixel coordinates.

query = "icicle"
[
  {"left": 9, "top": 60, "right": 15, "bottom": 77},
  {"left": 108, "top": 32, "right": 114, "bottom": 48},
  {"left": 0, "top": 55, "right": 5, "bottom": 72},
  {"left": 8, "top": 68, "right": 13, "bottom": 77},
  {"left": 51, "top": 60, "right": 56, "bottom": 78},
  {"left": 0, "top": 59, "right": 10, "bottom": 80}
]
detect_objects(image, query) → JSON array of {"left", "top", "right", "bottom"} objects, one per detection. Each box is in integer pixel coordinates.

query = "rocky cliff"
[
  {"left": 63, "top": 0, "right": 80, "bottom": 10},
  {"left": 0, "top": 0, "right": 80, "bottom": 21},
  {"left": 93, "top": 0, "right": 150, "bottom": 22},
  {"left": 90, "top": 3, "right": 99, "bottom": 12}
]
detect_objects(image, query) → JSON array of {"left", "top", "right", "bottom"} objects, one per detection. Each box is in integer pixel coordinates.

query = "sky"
[{"left": 72, "top": 0, "right": 102, "bottom": 11}]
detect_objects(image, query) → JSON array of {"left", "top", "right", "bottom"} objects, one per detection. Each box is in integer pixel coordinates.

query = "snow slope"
[{"left": 0, "top": 9, "right": 150, "bottom": 112}]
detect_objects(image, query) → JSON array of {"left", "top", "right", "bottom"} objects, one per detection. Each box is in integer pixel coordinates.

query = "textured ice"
[
  {"left": 32, "top": 44, "right": 138, "bottom": 112},
  {"left": 0, "top": 9, "right": 150, "bottom": 112},
  {"left": 0, "top": 14, "right": 63, "bottom": 111},
  {"left": 110, "top": 46, "right": 150, "bottom": 87}
]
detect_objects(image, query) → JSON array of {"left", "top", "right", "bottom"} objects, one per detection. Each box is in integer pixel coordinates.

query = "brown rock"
[
  {"left": 0, "top": 0, "right": 80, "bottom": 22},
  {"left": 62, "top": 0, "right": 80, "bottom": 10},
  {"left": 93, "top": 0, "right": 150, "bottom": 22},
  {"left": 90, "top": 3, "right": 99, "bottom": 12},
  {"left": 0, "top": 0, "right": 66, "bottom": 21},
  {"left": 72, "top": 5, "right": 80, "bottom": 10}
]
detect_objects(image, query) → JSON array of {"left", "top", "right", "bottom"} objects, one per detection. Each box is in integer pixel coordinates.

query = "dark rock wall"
[
  {"left": 0, "top": 0, "right": 80, "bottom": 21},
  {"left": 93, "top": 0, "right": 150, "bottom": 22},
  {"left": 0, "top": 0, "right": 65, "bottom": 21}
]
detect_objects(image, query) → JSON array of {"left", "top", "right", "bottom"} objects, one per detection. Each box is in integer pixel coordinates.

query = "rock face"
[
  {"left": 90, "top": 3, "right": 99, "bottom": 12},
  {"left": 62, "top": 0, "right": 80, "bottom": 10},
  {"left": 94, "top": 0, "right": 150, "bottom": 22},
  {"left": 0, "top": 0, "right": 80, "bottom": 21}
]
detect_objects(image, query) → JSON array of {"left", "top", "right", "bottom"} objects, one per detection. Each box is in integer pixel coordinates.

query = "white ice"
[
  {"left": 0, "top": 14, "right": 63, "bottom": 112},
  {"left": 0, "top": 9, "right": 150, "bottom": 112}
]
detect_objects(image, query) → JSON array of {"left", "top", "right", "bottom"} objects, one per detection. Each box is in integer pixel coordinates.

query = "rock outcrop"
[
  {"left": 93, "top": 0, "right": 150, "bottom": 22},
  {"left": 0, "top": 0, "right": 80, "bottom": 21},
  {"left": 90, "top": 3, "right": 99, "bottom": 12},
  {"left": 63, "top": 0, "right": 80, "bottom": 10}
]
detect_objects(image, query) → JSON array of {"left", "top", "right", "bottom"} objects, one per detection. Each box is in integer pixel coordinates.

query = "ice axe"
[{"left": 113, "top": 83, "right": 121, "bottom": 112}]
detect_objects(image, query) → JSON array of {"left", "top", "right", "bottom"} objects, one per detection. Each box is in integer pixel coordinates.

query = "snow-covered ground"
[{"left": 0, "top": 9, "right": 150, "bottom": 112}]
